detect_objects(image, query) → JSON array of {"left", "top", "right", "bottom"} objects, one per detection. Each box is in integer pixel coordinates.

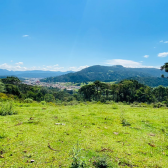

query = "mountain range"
[
  {"left": 0, "top": 69, "right": 73, "bottom": 78},
  {"left": 40, "top": 65, "right": 167, "bottom": 83}
]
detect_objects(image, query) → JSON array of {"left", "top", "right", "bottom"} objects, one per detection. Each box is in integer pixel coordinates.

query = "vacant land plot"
[{"left": 0, "top": 102, "right": 168, "bottom": 167}]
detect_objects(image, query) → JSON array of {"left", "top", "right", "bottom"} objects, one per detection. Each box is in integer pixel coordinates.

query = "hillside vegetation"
[
  {"left": 41, "top": 65, "right": 167, "bottom": 83},
  {"left": 127, "top": 77, "right": 168, "bottom": 87},
  {"left": 1, "top": 77, "right": 168, "bottom": 105}
]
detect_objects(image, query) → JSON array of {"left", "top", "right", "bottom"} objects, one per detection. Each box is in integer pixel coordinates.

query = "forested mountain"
[
  {"left": 126, "top": 77, "right": 168, "bottom": 87},
  {"left": 0, "top": 69, "right": 73, "bottom": 78},
  {"left": 41, "top": 65, "right": 166, "bottom": 83}
]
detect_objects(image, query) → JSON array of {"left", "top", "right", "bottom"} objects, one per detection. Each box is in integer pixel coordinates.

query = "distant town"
[{"left": 23, "top": 78, "right": 81, "bottom": 91}]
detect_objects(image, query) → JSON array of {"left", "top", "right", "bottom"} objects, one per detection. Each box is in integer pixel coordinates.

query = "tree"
[
  {"left": 44, "top": 94, "right": 55, "bottom": 102},
  {"left": 161, "top": 62, "right": 168, "bottom": 72},
  {"left": 1, "top": 76, "right": 20, "bottom": 85},
  {"left": 5, "top": 84, "right": 21, "bottom": 97},
  {"left": 161, "top": 62, "right": 168, "bottom": 78},
  {"left": 0, "top": 80, "right": 5, "bottom": 93}
]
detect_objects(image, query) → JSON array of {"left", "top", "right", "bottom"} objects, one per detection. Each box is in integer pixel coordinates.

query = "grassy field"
[{"left": 0, "top": 101, "right": 168, "bottom": 167}]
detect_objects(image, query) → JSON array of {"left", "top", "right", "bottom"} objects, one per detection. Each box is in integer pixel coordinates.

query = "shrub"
[
  {"left": 93, "top": 156, "right": 118, "bottom": 168},
  {"left": 0, "top": 131, "right": 7, "bottom": 139},
  {"left": 97, "top": 101, "right": 102, "bottom": 104},
  {"left": 24, "top": 98, "right": 33, "bottom": 103},
  {"left": 130, "top": 102, "right": 147, "bottom": 107},
  {"left": 100, "top": 97, "right": 106, "bottom": 103},
  {"left": 112, "top": 103, "right": 118, "bottom": 109},
  {"left": 93, "top": 157, "right": 109, "bottom": 168},
  {"left": 118, "top": 102, "right": 123, "bottom": 105},
  {"left": 41, "top": 101, "right": 46, "bottom": 105},
  {"left": 0, "top": 101, "right": 16, "bottom": 116},
  {"left": 0, "top": 93, "right": 11, "bottom": 101},
  {"left": 70, "top": 145, "right": 86, "bottom": 168},
  {"left": 140, "top": 103, "right": 148, "bottom": 107},
  {"left": 121, "top": 119, "right": 131, "bottom": 126},
  {"left": 105, "top": 100, "right": 111, "bottom": 104},
  {"left": 123, "top": 101, "right": 127, "bottom": 105},
  {"left": 153, "top": 102, "right": 165, "bottom": 108}
]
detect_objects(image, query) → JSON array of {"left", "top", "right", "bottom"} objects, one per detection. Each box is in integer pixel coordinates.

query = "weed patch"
[
  {"left": 70, "top": 144, "right": 86, "bottom": 168},
  {"left": 112, "top": 103, "right": 118, "bottom": 109},
  {"left": 0, "top": 101, "right": 16, "bottom": 116},
  {"left": 0, "top": 132, "right": 7, "bottom": 139},
  {"left": 93, "top": 156, "right": 118, "bottom": 168},
  {"left": 121, "top": 119, "right": 131, "bottom": 126}
]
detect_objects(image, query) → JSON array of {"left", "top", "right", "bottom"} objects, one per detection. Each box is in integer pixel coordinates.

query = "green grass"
[{"left": 0, "top": 102, "right": 168, "bottom": 167}]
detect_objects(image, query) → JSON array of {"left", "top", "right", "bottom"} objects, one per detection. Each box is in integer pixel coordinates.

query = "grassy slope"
[{"left": 0, "top": 102, "right": 168, "bottom": 167}]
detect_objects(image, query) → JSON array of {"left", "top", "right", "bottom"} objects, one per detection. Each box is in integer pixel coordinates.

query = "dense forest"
[
  {"left": 41, "top": 65, "right": 167, "bottom": 83},
  {"left": 126, "top": 77, "right": 168, "bottom": 87},
  {"left": 78, "top": 80, "right": 168, "bottom": 104},
  {"left": 1, "top": 76, "right": 168, "bottom": 106}
]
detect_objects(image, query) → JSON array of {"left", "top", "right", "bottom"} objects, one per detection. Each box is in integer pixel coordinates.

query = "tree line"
[
  {"left": 78, "top": 80, "right": 168, "bottom": 104},
  {"left": 1, "top": 76, "right": 168, "bottom": 104}
]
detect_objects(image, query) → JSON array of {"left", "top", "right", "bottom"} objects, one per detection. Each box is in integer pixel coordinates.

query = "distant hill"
[
  {"left": 0, "top": 69, "right": 73, "bottom": 78},
  {"left": 41, "top": 65, "right": 167, "bottom": 83},
  {"left": 126, "top": 77, "right": 168, "bottom": 87}
]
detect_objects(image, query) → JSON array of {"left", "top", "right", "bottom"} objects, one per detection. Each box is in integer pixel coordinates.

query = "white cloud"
[
  {"left": 106, "top": 59, "right": 142, "bottom": 68},
  {"left": 144, "top": 55, "right": 149, "bottom": 58},
  {"left": 0, "top": 63, "right": 28, "bottom": 71},
  {"left": 15, "top": 62, "right": 23, "bottom": 65},
  {"left": 0, "top": 63, "right": 64, "bottom": 71},
  {"left": 22, "top": 35, "right": 29, "bottom": 37},
  {"left": 106, "top": 59, "right": 155, "bottom": 68},
  {"left": 160, "top": 40, "right": 168, "bottom": 43},
  {"left": 0, "top": 61, "right": 158, "bottom": 72},
  {"left": 158, "top": 52, "right": 168, "bottom": 57},
  {"left": 68, "top": 65, "right": 89, "bottom": 71}
]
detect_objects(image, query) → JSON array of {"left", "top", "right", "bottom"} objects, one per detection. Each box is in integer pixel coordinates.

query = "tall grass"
[
  {"left": 70, "top": 144, "right": 86, "bottom": 168},
  {"left": 0, "top": 101, "right": 16, "bottom": 116}
]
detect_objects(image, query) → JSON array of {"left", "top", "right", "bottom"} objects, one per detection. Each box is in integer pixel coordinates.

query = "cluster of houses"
[{"left": 23, "top": 78, "right": 81, "bottom": 91}]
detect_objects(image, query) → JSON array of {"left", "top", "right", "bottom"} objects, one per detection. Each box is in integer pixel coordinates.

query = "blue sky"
[{"left": 0, "top": 0, "right": 168, "bottom": 71}]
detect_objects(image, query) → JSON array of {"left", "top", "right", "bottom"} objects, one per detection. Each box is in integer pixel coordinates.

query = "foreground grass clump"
[
  {"left": 0, "top": 101, "right": 168, "bottom": 167},
  {"left": 0, "top": 101, "right": 16, "bottom": 116}
]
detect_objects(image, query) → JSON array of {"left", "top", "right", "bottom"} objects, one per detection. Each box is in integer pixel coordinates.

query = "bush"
[
  {"left": 93, "top": 156, "right": 118, "bottom": 168},
  {"left": 153, "top": 102, "right": 165, "bottom": 108},
  {"left": 112, "top": 103, "right": 118, "bottom": 109},
  {"left": 123, "top": 101, "right": 127, "bottom": 105},
  {"left": 130, "top": 102, "right": 147, "bottom": 107},
  {"left": 97, "top": 101, "right": 102, "bottom": 104},
  {"left": 0, "top": 93, "right": 14, "bottom": 101},
  {"left": 105, "top": 100, "right": 111, "bottom": 104},
  {"left": 93, "top": 157, "right": 109, "bottom": 168},
  {"left": 100, "top": 97, "right": 106, "bottom": 103},
  {"left": 24, "top": 98, "right": 33, "bottom": 103},
  {"left": 70, "top": 145, "right": 86, "bottom": 168},
  {"left": 0, "top": 101, "right": 16, "bottom": 116},
  {"left": 41, "top": 101, "right": 46, "bottom": 105},
  {"left": 121, "top": 119, "right": 131, "bottom": 126}
]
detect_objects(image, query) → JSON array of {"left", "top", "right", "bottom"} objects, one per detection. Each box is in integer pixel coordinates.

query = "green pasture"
[{"left": 0, "top": 102, "right": 168, "bottom": 167}]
